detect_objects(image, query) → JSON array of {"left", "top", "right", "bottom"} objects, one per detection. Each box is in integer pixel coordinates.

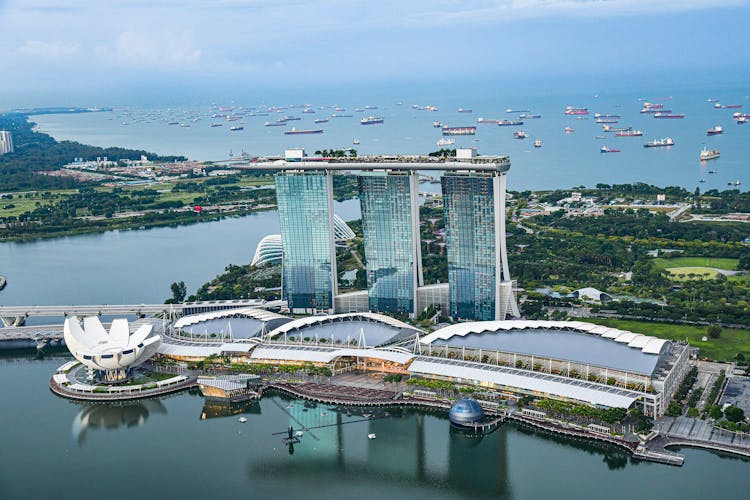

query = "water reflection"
[
  {"left": 72, "top": 400, "right": 167, "bottom": 445},
  {"left": 200, "top": 400, "right": 261, "bottom": 420}
]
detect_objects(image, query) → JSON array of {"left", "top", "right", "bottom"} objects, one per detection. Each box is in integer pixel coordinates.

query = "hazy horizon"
[{"left": 2, "top": 0, "right": 749, "bottom": 108}]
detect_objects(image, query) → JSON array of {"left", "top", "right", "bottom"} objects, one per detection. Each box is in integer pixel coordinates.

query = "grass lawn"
[
  {"left": 581, "top": 318, "right": 750, "bottom": 362},
  {"left": 665, "top": 266, "right": 721, "bottom": 281},
  {"left": 652, "top": 257, "right": 739, "bottom": 271}
]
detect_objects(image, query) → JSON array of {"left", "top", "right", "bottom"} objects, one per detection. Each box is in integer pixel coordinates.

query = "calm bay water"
[
  {"left": 1, "top": 353, "right": 748, "bottom": 499},
  {"left": 32, "top": 84, "right": 750, "bottom": 192}
]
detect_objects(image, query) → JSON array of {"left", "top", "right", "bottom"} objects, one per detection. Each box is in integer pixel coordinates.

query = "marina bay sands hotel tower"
[{"left": 261, "top": 148, "right": 519, "bottom": 321}]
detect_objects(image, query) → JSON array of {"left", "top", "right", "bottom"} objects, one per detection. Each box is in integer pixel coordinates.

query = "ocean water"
[{"left": 31, "top": 82, "right": 750, "bottom": 192}]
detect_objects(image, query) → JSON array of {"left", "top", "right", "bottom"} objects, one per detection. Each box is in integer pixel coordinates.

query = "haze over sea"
[{"left": 31, "top": 78, "right": 750, "bottom": 193}]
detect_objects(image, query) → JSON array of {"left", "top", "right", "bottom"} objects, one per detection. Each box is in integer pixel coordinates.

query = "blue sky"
[{"left": 1, "top": 0, "right": 748, "bottom": 106}]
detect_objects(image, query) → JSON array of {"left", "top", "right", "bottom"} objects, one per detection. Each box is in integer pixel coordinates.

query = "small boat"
[
  {"left": 700, "top": 147, "right": 720, "bottom": 161},
  {"left": 707, "top": 98, "right": 719, "bottom": 102},
  {"left": 295, "top": 431, "right": 304, "bottom": 437},
  {"left": 180, "top": 123, "right": 190, "bottom": 127},
  {"left": 600, "top": 146, "right": 621, "bottom": 153},
  {"left": 433, "top": 120, "right": 443, "bottom": 127},
  {"left": 368, "top": 433, "right": 377, "bottom": 440},
  {"left": 211, "top": 122, "right": 223, "bottom": 127},
  {"left": 728, "top": 180, "right": 742, "bottom": 186},
  {"left": 707, "top": 125, "right": 723, "bottom": 135},
  {"left": 457, "top": 108, "right": 472, "bottom": 113},
  {"left": 643, "top": 137, "right": 674, "bottom": 148},
  {"left": 513, "top": 131, "right": 528, "bottom": 139},
  {"left": 564, "top": 127, "right": 574, "bottom": 133},
  {"left": 595, "top": 135, "right": 605, "bottom": 139},
  {"left": 238, "top": 417, "right": 247, "bottom": 423},
  {"left": 534, "top": 139, "right": 542, "bottom": 148},
  {"left": 738, "top": 116, "right": 749, "bottom": 124},
  {"left": 708, "top": 170, "right": 717, "bottom": 174},
  {"left": 363, "top": 413, "right": 373, "bottom": 418},
  {"left": 353, "top": 139, "right": 360, "bottom": 145},
  {"left": 229, "top": 125, "right": 243, "bottom": 131},
  {"left": 699, "top": 179, "right": 706, "bottom": 183}
]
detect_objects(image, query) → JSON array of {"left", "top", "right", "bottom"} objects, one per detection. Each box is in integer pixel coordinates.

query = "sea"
[{"left": 31, "top": 82, "right": 750, "bottom": 192}]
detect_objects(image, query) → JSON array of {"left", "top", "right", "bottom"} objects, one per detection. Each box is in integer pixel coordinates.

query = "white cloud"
[
  {"left": 111, "top": 30, "right": 202, "bottom": 67},
  {"left": 403, "top": 0, "right": 747, "bottom": 26},
  {"left": 17, "top": 40, "right": 80, "bottom": 59}
]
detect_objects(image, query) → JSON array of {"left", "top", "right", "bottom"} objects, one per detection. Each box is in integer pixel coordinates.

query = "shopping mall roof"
[
  {"left": 420, "top": 320, "right": 671, "bottom": 376},
  {"left": 174, "top": 307, "right": 289, "bottom": 329},
  {"left": 409, "top": 358, "right": 640, "bottom": 409},
  {"left": 266, "top": 312, "right": 423, "bottom": 347}
]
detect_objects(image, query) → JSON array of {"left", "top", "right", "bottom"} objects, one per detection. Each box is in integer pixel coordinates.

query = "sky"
[{"left": 1, "top": 0, "right": 749, "bottom": 107}]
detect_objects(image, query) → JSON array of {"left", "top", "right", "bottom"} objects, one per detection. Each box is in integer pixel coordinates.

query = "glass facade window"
[
  {"left": 442, "top": 173, "right": 497, "bottom": 321},
  {"left": 359, "top": 174, "right": 417, "bottom": 315},
  {"left": 275, "top": 172, "right": 334, "bottom": 310}
]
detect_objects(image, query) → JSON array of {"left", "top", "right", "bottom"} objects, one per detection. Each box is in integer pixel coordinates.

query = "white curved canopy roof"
[
  {"left": 251, "top": 234, "right": 283, "bottom": 267},
  {"left": 174, "top": 307, "right": 289, "bottom": 329},
  {"left": 64, "top": 316, "right": 161, "bottom": 371},
  {"left": 420, "top": 320, "right": 671, "bottom": 358},
  {"left": 251, "top": 344, "right": 415, "bottom": 364},
  {"left": 267, "top": 312, "right": 421, "bottom": 338}
]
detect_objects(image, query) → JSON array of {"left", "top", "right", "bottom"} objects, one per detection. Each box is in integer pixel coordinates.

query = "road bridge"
[{"left": 0, "top": 299, "right": 269, "bottom": 327}]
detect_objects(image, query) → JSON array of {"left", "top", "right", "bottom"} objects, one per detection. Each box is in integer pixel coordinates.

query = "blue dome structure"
[{"left": 448, "top": 398, "right": 485, "bottom": 427}]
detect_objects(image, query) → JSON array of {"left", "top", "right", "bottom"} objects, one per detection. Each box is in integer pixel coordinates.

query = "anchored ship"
[
  {"left": 360, "top": 116, "right": 383, "bottom": 125},
  {"left": 644, "top": 137, "right": 674, "bottom": 148},
  {"left": 284, "top": 128, "right": 323, "bottom": 135},
  {"left": 442, "top": 126, "right": 476, "bottom": 136},
  {"left": 700, "top": 147, "right": 720, "bottom": 161}
]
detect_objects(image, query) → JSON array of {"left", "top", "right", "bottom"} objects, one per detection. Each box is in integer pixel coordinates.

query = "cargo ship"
[
  {"left": 654, "top": 113, "right": 685, "bottom": 119},
  {"left": 564, "top": 106, "right": 589, "bottom": 115},
  {"left": 361, "top": 116, "right": 384, "bottom": 125},
  {"left": 457, "top": 108, "right": 472, "bottom": 113},
  {"left": 519, "top": 114, "right": 541, "bottom": 119},
  {"left": 264, "top": 121, "right": 286, "bottom": 127},
  {"left": 497, "top": 119, "right": 523, "bottom": 126},
  {"left": 442, "top": 126, "right": 476, "bottom": 136},
  {"left": 600, "top": 146, "right": 621, "bottom": 153},
  {"left": 302, "top": 108, "right": 315, "bottom": 114},
  {"left": 332, "top": 113, "right": 353, "bottom": 118},
  {"left": 314, "top": 118, "right": 329, "bottom": 123},
  {"left": 643, "top": 137, "right": 674, "bottom": 148},
  {"left": 603, "top": 125, "right": 632, "bottom": 133},
  {"left": 365, "top": 105, "right": 378, "bottom": 109},
  {"left": 641, "top": 108, "right": 672, "bottom": 114},
  {"left": 506, "top": 108, "right": 530, "bottom": 113},
  {"left": 715, "top": 103, "right": 743, "bottom": 109},
  {"left": 595, "top": 118, "right": 619, "bottom": 124},
  {"left": 594, "top": 113, "right": 621, "bottom": 119},
  {"left": 477, "top": 117, "right": 501, "bottom": 124},
  {"left": 707, "top": 126, "right": 723, "bottom": 136},
  {"left": 229, "top": 125, "right": 243, "bottom": 131},
  {"left": 615, "top": 129, "right": 643, "bottom": 137},
  {"left": 210, "top": 123, "right": 223, "bottom": 127},
  {"left": 284, "top": 128, "right": 323, "bottom": 135},
  {"left": 700, "top": 147, "right": 720, "bottom": 161}
]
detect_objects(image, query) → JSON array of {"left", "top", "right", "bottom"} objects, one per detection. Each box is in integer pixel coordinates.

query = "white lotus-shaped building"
[{"left": 64, "top": 316, "right": 161, "bottom": 382}]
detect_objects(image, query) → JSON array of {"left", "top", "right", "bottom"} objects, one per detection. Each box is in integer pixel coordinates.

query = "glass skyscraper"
[
  {"left": 442, "top": 172, "right": 502, "bottom": 321},
  {"left": 275, "top": 172, "right": 336, "bottom": 312},
  {"left": 358, "top": 173, "right": 422, "bottom": 316}
]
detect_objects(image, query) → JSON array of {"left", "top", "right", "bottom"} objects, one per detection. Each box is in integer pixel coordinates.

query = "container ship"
[
  {"left": 707, "top": 126, "right": 723, "bottom": 136},
  {"left": 361, "top": 116, "right": 384, "bottom": 125},
  {"left": 700, "top": 147, "right": 720, "bottom": 161},
  {"left": 284, "top": 128, "right": 323, "bottom": 135},
  {"left": 654, "top": 113, "right": 685, "bottom": 119},
  {"left": 615, "top": 129, "right": 643, "bottom": 137},
  {"left": 497, "top": 119, "right": 523, "bottom": 126},
  {"left": 564, "top": 106, "right": 589, "bottom": 115},
  {"left": 644, "top": 137, "right": 674, "bottom": 148},
  {"left": 442, "top": 126, "right": 476, "bottom": 136}
]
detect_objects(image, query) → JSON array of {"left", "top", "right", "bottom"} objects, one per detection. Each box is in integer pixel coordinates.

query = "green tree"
[
  {"left": 168, "top": 280, "right": 187, "bottom": 303},
  {"left": 724, "top": 405, "right": 746, "bottom": 423},
  {"left": 708, "top": 404, "right": 723, "bottom": 420},
  {"left": 707, "top": 324, "right": 722, "bottom": 339}
]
